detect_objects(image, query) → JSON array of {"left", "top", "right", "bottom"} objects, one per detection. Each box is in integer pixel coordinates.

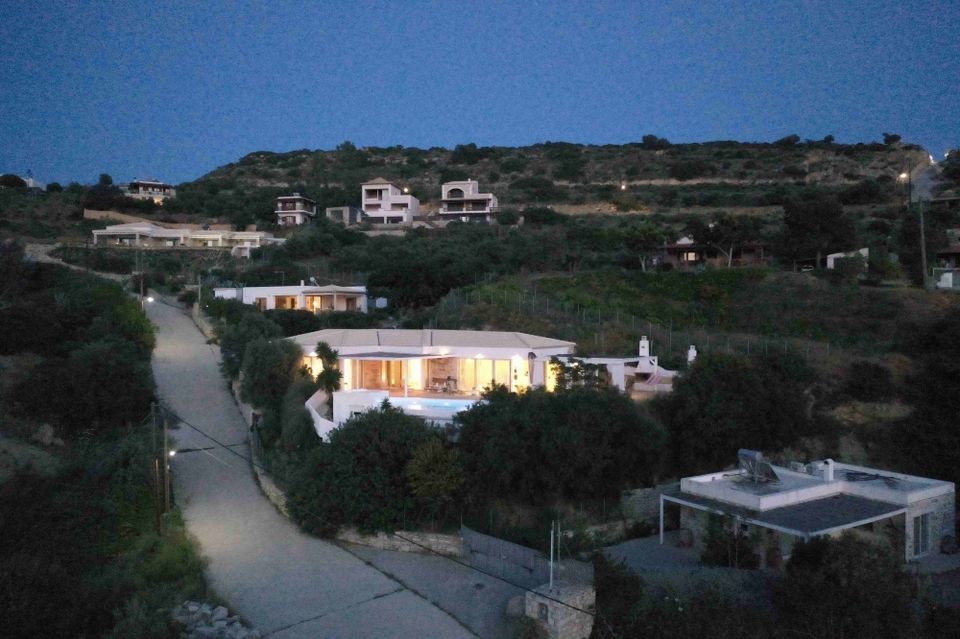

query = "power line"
[{"left": 159, "top": 402, "right": 608, "bottom": 626}]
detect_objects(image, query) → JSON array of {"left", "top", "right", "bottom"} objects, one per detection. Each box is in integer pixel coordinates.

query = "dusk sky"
[{"left": 1, "top": 0, "right": 957, "bottom": 185}]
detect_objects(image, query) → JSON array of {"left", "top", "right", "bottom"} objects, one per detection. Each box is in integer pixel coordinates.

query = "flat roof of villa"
[
  {"left": 289, "top": 328, "right": 576, "bottom": 351},
  {"left": 665, "top": 491, "right": 906, "bottom": 536}
]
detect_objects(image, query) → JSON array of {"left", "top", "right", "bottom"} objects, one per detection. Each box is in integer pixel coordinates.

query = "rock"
[{"left": 212, "top": 605, "right": 229, "bottom": 622}]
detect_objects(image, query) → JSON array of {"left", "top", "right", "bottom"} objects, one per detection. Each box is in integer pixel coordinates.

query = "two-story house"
[
  {"left": 361, "top": 177, "right": 420, "bottom": 224},
  {"left": 439, "top": 179, "right": 499, "bottom": 222},
  {"left": 275, "top": 193, "right": 316, "bottom": 226}
]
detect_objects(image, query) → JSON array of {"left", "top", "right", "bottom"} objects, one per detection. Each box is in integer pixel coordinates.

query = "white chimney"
[
  {"left": 300, "top": 279, "right": 305, "bottom": 286},
  {"left": 687, "top": 345, "right": 698, "bottom": 364},
  {"left": 638, "top": 336, "right": 650, "bottom": 357},
  {"left": 823, "top": 459, "right": 835, "bottom": 482}
]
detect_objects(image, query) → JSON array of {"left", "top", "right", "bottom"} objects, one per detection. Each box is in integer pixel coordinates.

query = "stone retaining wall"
[
  {"left": 337, "top": 527, "right": 464, "bottom": 557},
  {"left": 621, "top": 482, "right": 680, "bottom": 522},
  {"left": 226, "top": 382, "right": 461, "bottom": 556},
  {"left": 191, "top": 303, "right": 218, "bottom": 339}
]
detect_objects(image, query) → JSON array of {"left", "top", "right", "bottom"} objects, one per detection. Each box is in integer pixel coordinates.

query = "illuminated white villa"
[
  {"left": 286, "top": 329, "right": 684, "bottom": 439},
  {"left": 213, "top": 282, "right": 368, "bottom": 312},
  {"left": 288, "top": 328, "right": 575, "bottom": 437},
  {"left": 361, "top": 177, "right": 420, "bottom": 224}
]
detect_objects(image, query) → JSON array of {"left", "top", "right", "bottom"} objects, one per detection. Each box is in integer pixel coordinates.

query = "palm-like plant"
[{"left": 315, "top": 341, "right": 342, "bottom": 414}]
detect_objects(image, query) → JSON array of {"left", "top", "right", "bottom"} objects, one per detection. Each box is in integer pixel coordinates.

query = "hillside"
[{"left": 164, "top": 137, "right": 928, "bottom": 226}]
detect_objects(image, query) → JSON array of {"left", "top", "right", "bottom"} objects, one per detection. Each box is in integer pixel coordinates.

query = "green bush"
[
  {"left": 654, "top": 351, "right": 814, "bottom": 476},
  {"left": 843, "top": 360, "right": 894, "bottom": 401},
  {"left": 218, "top": 312, "right": 283, "bottom": 378},
  {"left": 495, "top": 208, "right": 519, "bottom": 225},
  {"left": 239, "top": 337, "right": 305, "bottom": 411},
  {"left": 668, "top": 160, "right": 716, "bottom": 181},
  {"left": 287, "top": 403, "right": 436, "bottom": 535},
  {"left": 279, "top": 378, "right": 321, "bottom": 451},
  {"left": 775, "top": 534, "right": 917, "bottom": 639},
  {"left": 457, "top": 386, "right": 666, "bottom": 505}
]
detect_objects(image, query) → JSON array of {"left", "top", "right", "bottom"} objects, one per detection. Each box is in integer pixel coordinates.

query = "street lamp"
[{"left": 900, "top": 169, "right": 928, "bottom": 288}]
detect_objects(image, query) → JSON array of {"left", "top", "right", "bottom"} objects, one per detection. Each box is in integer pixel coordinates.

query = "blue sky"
[{"left": 1, "top": 0, "right": 957, "bottom": 185}]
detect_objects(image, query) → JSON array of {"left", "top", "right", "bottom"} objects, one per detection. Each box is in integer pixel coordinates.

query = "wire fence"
[{"left": 432, "top": 284, "right": 840, "bottom": 368}]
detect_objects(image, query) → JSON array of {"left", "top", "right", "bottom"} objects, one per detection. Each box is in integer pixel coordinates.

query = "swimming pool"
[{"left": 388, "top": 396, "right": 479, "bottom": 422}]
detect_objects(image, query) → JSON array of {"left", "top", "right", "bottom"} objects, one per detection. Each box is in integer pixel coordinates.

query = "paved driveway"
[
  {"left": 347, "top": 543, "right": 524, "bottom": 639},
  {"left": 148, "top": 299, "right": 473, "bottom": 638}
]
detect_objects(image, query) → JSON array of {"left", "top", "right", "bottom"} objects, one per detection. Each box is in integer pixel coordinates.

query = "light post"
[{"left": 900, "top": 170, "right": 928, "bottom": 289}]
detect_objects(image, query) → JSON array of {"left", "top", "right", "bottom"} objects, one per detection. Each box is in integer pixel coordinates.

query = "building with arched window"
[{"left": 439, "top": 179, "right": 498, "bottom": 222}]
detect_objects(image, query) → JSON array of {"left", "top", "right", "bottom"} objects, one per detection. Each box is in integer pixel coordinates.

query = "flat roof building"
[
  {"left": 661, "top": 450, "right": 955, "bottom": 567},
  {"left": 286, "top": 328, "right": 575, "bottom": 438},
  {"left": 92, "top": 222, "right": 284, "bottom": 258},
  {"left": 121, "top": 178, "right": 176, "bottom": 203},
  {"left": 214, "top": 283, "right": 368, "bottom": 313}
]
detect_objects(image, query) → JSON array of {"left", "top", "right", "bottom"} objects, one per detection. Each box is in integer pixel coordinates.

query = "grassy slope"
[
  {"left": 170, "top": 140, "right": 925, "bottom": 224},
  {"left": 430, "top": 268, "right": 959, "bottom": 366}
]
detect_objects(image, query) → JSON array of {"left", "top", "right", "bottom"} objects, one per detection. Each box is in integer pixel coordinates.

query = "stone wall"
[
  {"left": 905, "top": 492, "right": 956, "bottom": 560},
  {"left": 679, "top": 506, "right": 710, "bottom": 551},
  {"left": 228, "top": 376, "right": 463, "bottom": 557},
  {"left": 191, "top": 303, "right": 218, "bottom": 340},
  {"left": 621, "top": 482, "right": 680, "bottom": 522},
  {"left": 524, "top": 582, "right": 595, "bottom": 639},
  {"left": 336, "top": 527, "right": 463, "bottom": 557}
]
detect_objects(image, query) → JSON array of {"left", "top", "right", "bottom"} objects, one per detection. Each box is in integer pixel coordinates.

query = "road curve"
[{"left": 147, "top": 298, "right": 474, "bottom": 638}]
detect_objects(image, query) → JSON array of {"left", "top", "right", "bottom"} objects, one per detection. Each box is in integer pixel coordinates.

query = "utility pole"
[
  {"left": 163, "top": 412, "right": 171, "bottom": 512},
  {"left": 549, "top": 520, "right": 555, "bottom": 590},
  {"left": 919, "top": 199, "right": 929, "bottom": 289},
  {"left": 151, "top": 402, "right": 163, "bottom": 534},
  {"left": 153, "top": 456, "right": 162, "bottom": 535}
]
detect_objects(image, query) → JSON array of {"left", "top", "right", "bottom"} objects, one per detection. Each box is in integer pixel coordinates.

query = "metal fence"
[
  {"left": 433, "top": 283, "right": 843, "bottom": 366},
  {"left": 461, "top": 526, "right": 592, "bottom": 589}
]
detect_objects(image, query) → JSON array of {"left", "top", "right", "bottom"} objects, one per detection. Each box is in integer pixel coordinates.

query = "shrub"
[
  {"left": 457, "top": 386, "right": 666, "bottom": 505},
  {"left": 843, "top": 360, "right": 894, "bottom": 402},
  {"left": 495, "top": 209, "right": 519, "bottom": 225},
  {"left": 14, "top": 339, "right": 155, "bottom": 433},
  {"left": 498, "top": 157, "right": 527, "bottom": 173},
  {"left": 279, "top": 378, "right": 321, "bottom": 451},
  {"left": 654, "top": 351, "right": 814, "bottom": 476},
  {"left": 775, "top": 534, "right": 917, "bottom": 639},
  {"left": 439, "top": 168, "right": 470, "bottom": 183},
  {"left": 218, "top": 312, "right": 283, "bottom": 379},
  {"left": 287, "top": 403, "right": 436, "bottom": 535},
  {"left": 522, "top": 206, "right": 565, "bottom": 225},
  {"left": 239, "top": 338, "right": 304, "bottom": 411},
  {"left": 641, "top": 134, "right": 671, "bottom": 150},
  {"left": 264, "top": 309, "right": 322, "bottom": 336},
  {"left": 668, "top": 160, "right": 716, "bottom": 181},
  {"left": 774, "top": 134, "right": 801, "bottom": 147}
]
